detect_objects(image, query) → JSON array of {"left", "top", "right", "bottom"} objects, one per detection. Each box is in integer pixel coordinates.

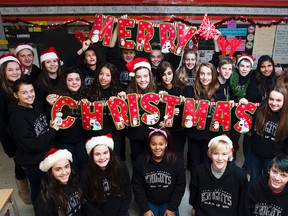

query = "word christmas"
[{"left": 51, "top": 93, "right": 257, "bottom": 134}]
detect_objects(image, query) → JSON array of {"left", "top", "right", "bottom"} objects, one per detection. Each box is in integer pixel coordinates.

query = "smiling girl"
[
  {"left": 184, "top": 62, "right": 226, "bottom": 178},
  {"left": 246, "top": 55, "right": 277, "bottom": 103},
  {"left": 0, "top": 54, "right": 32, "bottom": 204},
  {"left": 87, "top": 62, "right": 123, "bottom": 158},
  {"left": 249, "top": 86, "right": 288, "bottom": 181},
  {"left": 8, "top": 78, "right": 59, "bottom": 203},
  {"left": 47, "top": 66, "right": 90, "bottom": 172},
  {"left": 81, "top": 134, "right": 131, "bottom": 216},
  {"left": 34, "top": 47, "right": 62, "bottom": 120},
  {"left": 35, "top": 148, "right": 84, "bottom": 215},
  {"left": 156, "top": 61, "right": 186, "bottom": 158},
  {"left": 189, "top": 135, "right": 248, "bottom": 216},
  {"left": 132, "top": 127, "right": 186, "bottom": 216},
  {"left": 176, "top": 49, "right": 198, "bottom": 87},
  {"left": 124, "top": 58, "right": 156, "bottom": 163}
]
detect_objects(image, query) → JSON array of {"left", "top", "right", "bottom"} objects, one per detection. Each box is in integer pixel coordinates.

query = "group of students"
[{"left": 0, "top": 31, "right": 287, "bottom": 215}]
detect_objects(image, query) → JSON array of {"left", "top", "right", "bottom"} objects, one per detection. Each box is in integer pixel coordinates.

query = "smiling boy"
[{"left": 244, "top": 154, "right": 288, "bottom": 216}]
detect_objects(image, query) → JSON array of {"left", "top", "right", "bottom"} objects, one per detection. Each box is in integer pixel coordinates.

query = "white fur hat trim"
[
  {"left": 39, "top": 149, "right": 72, "bottom": 172},
  {"left": 86, "top": 135, "right": 114, "bottom": 155}
]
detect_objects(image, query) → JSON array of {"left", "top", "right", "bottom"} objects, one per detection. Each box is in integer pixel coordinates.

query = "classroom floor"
[{"left": 0, "top": 138, "right": 244, "bottom": 216}]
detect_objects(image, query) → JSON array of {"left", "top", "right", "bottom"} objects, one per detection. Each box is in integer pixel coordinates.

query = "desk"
[{"left": 0, "top": 189, "right": 20, "bottom": 216}]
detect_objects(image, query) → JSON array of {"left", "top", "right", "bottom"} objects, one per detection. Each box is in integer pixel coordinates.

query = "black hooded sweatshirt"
[
  {"left": 189, "top": 160, "right": 248, "bottom": 216},
  {"left": 244, "top": 174, "right": 288, "bottom": 216},
  {"left": 8, "top": 101, "right": 56, "bottom": 166}
]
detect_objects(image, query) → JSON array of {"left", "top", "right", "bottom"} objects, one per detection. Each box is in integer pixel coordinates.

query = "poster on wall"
[{"left": 272, "top": 25, "right": 288, "bottom": 64}]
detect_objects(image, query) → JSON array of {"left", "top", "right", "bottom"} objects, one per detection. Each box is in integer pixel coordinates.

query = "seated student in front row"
[
  {"left": 34, "top": 148, "right": 84, "bottom": 215},
  {"left": 132, "top": 127, "right": 186, "bottom": 216},
  {"left": 244, "top": 154, "right": 288, "bottom": 216},
  {"left": 189, "top": 135, "right": 248, "bottom": 216}
]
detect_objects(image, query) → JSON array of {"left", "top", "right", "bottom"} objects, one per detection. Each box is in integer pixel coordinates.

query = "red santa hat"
[
  {"left": 0, "top": 53, "right": 28, "bottom": 74},
  {"left": 86, "top": 134, "right": 114, "bottom": 155},
  {"left": 39, "top": 148, "right": 73, "bottom": 172},
  {"left": 237, "top": 53, "right": 255, "bottom": 66},
  {"left": 40, "top": 47, "right": 63, "bottom": 65},
  {"left": 126, "top": 57, "right": 151, "bottom": 77},
  {"left": 15, "top": 43, "right": 34, "bottom": 55}
]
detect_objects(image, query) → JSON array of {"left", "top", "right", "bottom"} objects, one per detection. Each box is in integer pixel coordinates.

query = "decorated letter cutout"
[
  {"left": 161, "top": 94, "right": 182, "bottom": 127},
  {"left": 182, "top": 99, "right": 209, "bottom": 129},
  {"left": 176, "top": 23, "right": 197, "bottom": 55},
  {"left": 210, "top": 101, "right": 231, "bottom": 131},
  {"left": 51, "top": 97, "right": 77, "bottom": 129},
  {"left": 159, "top": 23, "right": 176, "bottom": 53},
  {"left": 107, "top": 98, "right": 130, "bottom": 130},
  {"left": 234, "top": 102, "right": 257, "bottom": 134},
  {"left": 89, "top": 14, "right": 115, "bottom": 46},
  {"left": 140, "top": 93, "right": 160, "bottom": 125},
  {"left": 127, "top": 94, "right": 140, "bottom": 127},
  {"left": 136, "top": 21, "right": 154, "bottom": 52},
  {"left": 81, "top": 101, "right": 103, "bottom": 130},
  {"left": 118, "top": 18, "right": 135, "bottom": 49}
]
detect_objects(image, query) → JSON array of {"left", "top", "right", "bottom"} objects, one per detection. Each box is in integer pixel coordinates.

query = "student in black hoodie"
[
  {"left": 0, "top": 53, "right": 32, "bottom": 204},
  {"left": 81, "top": 134, "right": 131, "bottom": 216},
  {"left": 244, "top": 154, "right": 288, "bottom": 216},
  {"left": 132, "top": 127, "right": 186, "bottom": 216},
  {"left": 8, "top": 78, "right": 59, "bottom": 204},
  {"left": 249, "top": 86, "right": 288, "bottom": 181},
  {"left": 124, "top": 57, "right": 156, "bottom": 163},
  {"left": 34, "top": 47, "right": 62, "bottom": 120},
  {"left": 86, "top": 62, "right": 123, "bottom": 159},
  {"left": 46, "top": 67, "right": 91, "bottom": 172},
  {"left": 156, "top": 61, "right": 186, "bottom": 158},
  {"left": 34, "top": 148, "right": 84, "bottom": 216},
  {"left": 67, "top": 39, "right": 99, "bottom": 90},
  {"left": 183, "top": 62, "right": 227, "bottom": 178},
  {"left": 189, "top": 135, "right": 248, "bottom": 216}
]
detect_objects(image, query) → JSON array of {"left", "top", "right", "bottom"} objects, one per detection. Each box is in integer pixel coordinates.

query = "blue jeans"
[
  {"left": 139, "top": 202, "right": 180, "bottom": 216},
  {"left": 249, "top": 150, "right": 272, "bottom": 182}
]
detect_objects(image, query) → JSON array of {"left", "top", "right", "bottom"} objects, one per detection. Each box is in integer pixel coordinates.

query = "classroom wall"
[{"left": 0, "top": 1, "right": 288, "bottom": 65}]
